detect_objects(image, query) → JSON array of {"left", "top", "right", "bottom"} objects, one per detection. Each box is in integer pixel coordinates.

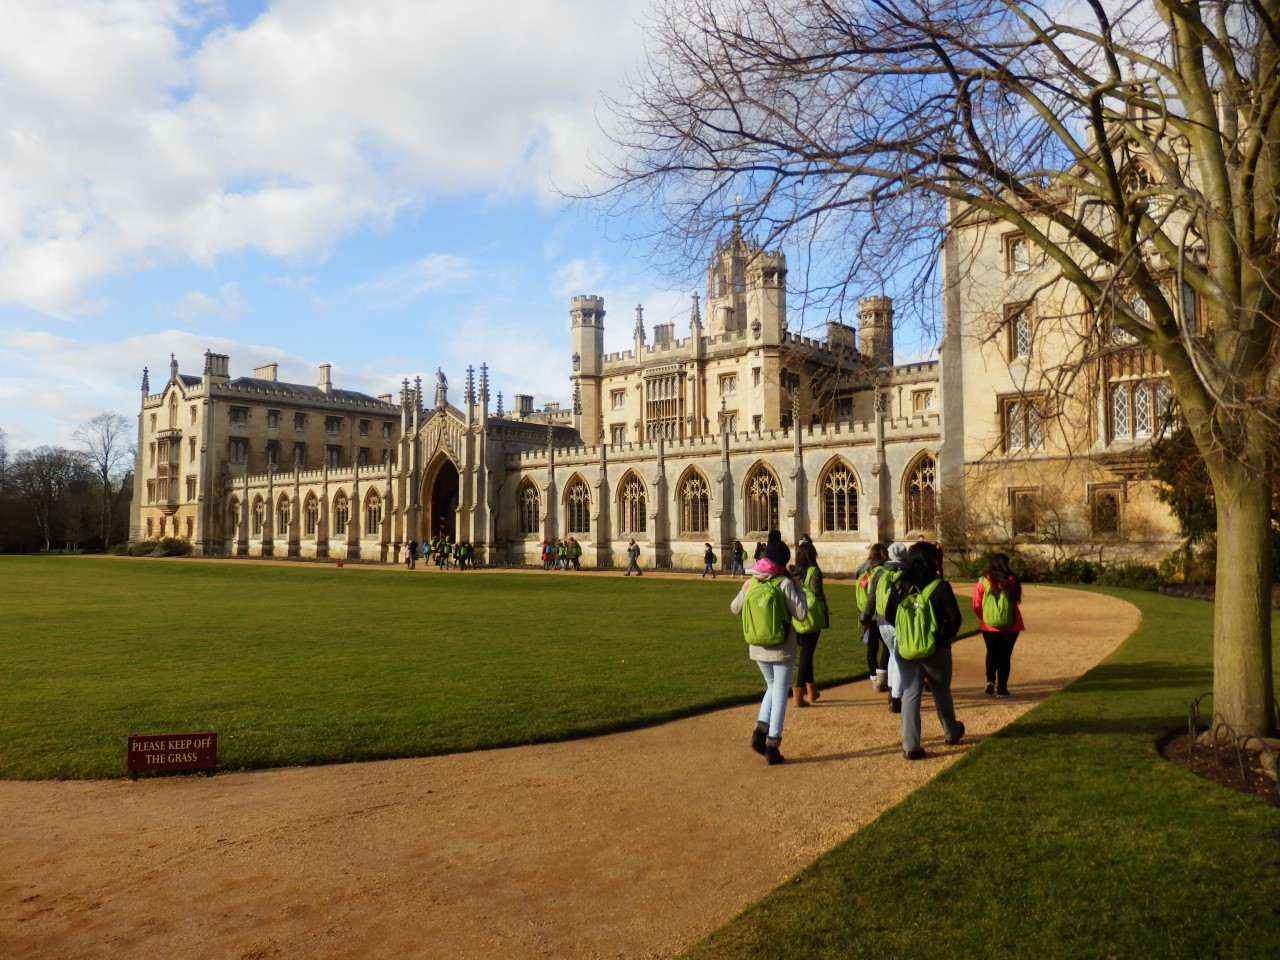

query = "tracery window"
[
  {"left": 251, "top": 498, "right": 264, "bottom": 536},
  {"left": 821, "top": 461, "right": 859, "bottom": 533},
  {"left": 365, "top": 492, "right": 382, "bottom": 537},
  {"left": 565, "top": 477, "right": 591, "bottom": 535},
  {"left": 517, "top": 478, "right": 540, "bottom": 536},
  {"left": 277, "top": 497, "right": 290, "bottom": 535},
  {"left": 745, "top": 464, "right": 781, "bottom": 533},
  {"left": 679, "top": 471, "right": 710, "bottom": 535},
  {"left": 333, "top": 492, "right": 349, "bottom": 535},
  {"left": 304, "top": 494, "right": 319, "bottom": 536},
  {"left": 905, "top": 455, "right": 937, "bottom": 534},
  {"left": 619, "top": 473, "right": 647, "bottom": 535}
]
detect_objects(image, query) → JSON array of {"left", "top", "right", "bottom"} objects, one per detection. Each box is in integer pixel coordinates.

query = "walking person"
[
  {"left": 862, "top": 542, "right": 908, "bottom": 712},
  {"left": 729, "top": 539, "right": 746, "bottom": 577},
  {"left": 854, "top": 543, "right": 889, "bottom": 691},
  {"left": 884, "top": 540, "right": 965, "bottom": 760},
  {"left": 405, "top": 538, "right": 417, "bottom": 570},
  {"left": 624, "top": 538, "right": 642, "bottom": 576},
  {"left": 972, "top": 552, "right": 1025, "bottom": 698},
  {"left": 788, "top": 539, "right": 828, "bottom": 708},
  {"left": 569, "top": 536, "right": 582, "bottom": 571},
  {"left": 701, "top": 543, "right": 718, "bottom": 579},
  {"left": 731, "top": 530, "right": 806, "bottom": 765}
]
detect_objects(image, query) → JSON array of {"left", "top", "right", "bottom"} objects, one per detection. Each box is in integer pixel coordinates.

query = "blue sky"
[{"left": 0, "top": 0, "right": 932, "bottom": 453}]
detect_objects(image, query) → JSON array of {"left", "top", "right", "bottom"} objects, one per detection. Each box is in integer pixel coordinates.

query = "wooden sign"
[{"left": 127, "top": 732, "right": 217, "bottom": 774}]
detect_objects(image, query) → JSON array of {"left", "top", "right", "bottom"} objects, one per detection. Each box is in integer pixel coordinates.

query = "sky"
[{"left": 0, "top": 0, "right": 931, "bottom": 453}]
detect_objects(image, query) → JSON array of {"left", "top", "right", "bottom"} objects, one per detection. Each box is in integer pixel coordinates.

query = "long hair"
[
  {"left": 986, "top": 552, "right": 1022, "bottom": 605},
  {"left": 791, "top": 540, "right": 818, "bottom": 578},
  {"left": 867, "top": 542, "right": 888, "bottom": 565},
  {"left": 901, "top": 541, "right": 942, "bottom": 591}
]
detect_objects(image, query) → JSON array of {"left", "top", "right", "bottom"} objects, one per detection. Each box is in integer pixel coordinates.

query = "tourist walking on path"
[
  {"left": 862, "top": 542, "right": 908, "bottom": 712},
  {"left": 788, "top": 539, "right": 827, "bottom": 708},
  {"left": 701, "top": 543, "right": 718, "bottom": 579},
  {"left": 569, "top": 537, "right": 582, "bottom": 571},
  {"left": 972, "top": 552, "right": 1025, "bottom": 698},
  {"left": 884, "top": 540, "right": 965, "bottom": 760},
  {"left": 729, "top": 540, "right": 746, "bottom": 577},
  {"left": 624, "top": 538, "right": 643, "bottom": 576},
  {"left": 405, "top": 539, "right": 417, "bottom": 570},
  {"left": 854, "top": 543, "right": 889, "bottom": 691},
  {"left": 730, "top": 530, "right": 805, "bottom": 765}
]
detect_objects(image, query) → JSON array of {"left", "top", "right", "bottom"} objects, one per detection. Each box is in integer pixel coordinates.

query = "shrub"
[
  {"left": 125, "top": 538, "right": 193, "bottom": 558},
  {"left": 1049, "top": 557, "right": 1099, "bottom": 584},
  {"left": 1095, "top": 562, "right": 1162, "bottom": 591}
]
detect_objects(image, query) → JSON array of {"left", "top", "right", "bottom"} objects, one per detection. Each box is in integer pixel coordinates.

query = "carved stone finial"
[
  {"left": 169, "top": 353, "right": 178, "bottom": 379},
  {"left": 634, "top": 304, "right": 646, "bottom": 342},
  {"left": 497, "top": 391, "right": 504, "bottom": 416},
  {"left": 691, "top": 293, "right": 702, "bottom": 330},
  {"left": 141, "top": 367, "right": 150, "bottom": 393}
]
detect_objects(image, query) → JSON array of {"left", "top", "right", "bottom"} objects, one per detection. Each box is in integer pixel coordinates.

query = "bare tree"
[
  {"left": 596, "top": 0, "right": 1279, "bottom": 737},
  {"left": 10, "top": 447, "right": 93, "bottom": 552},
  {"left": 71, "top": 411, "right": 134, "bottom": 548}
]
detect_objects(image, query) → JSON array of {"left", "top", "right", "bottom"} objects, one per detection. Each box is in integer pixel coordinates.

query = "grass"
[
  {"left": 0, "top": 555, "right": 936, "bottom": 779},
  {"left": 679, "top": 588, "right": 1280, "bottom": 960}
]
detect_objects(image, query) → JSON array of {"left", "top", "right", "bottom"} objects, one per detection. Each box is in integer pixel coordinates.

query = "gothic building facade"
[{"left": 131, "top": 226, "right": 1179, "bottom": 572}]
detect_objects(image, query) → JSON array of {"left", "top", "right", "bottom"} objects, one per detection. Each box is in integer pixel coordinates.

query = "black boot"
[
  {"left": 751, "top": 721, "right": 768, "bottom": 756},
  {"left": 765, "top": 736, "right": 785, "bottom": 765}
]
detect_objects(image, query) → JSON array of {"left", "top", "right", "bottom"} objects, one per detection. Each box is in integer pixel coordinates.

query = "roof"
[{"left": 223, "top": 377, "right": 396, "bottom": 408}]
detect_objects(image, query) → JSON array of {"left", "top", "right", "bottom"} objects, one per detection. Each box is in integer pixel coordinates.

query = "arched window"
[
  {"left": 517, "top": 478, "right": 540, "bottom": 536},
  {"left": 228, "top": 497, "right": 241, "bottom": 535},
  {"left": 365, "top": 491, "right": 382, "bottom": 537},
  {"left": 905, "top": 455, "right": 937, "bottom": 534},
  {"left": 619, "top": 472, "right": 647, "bottom": 535},
  {"left": 679, "top": 470, "right": 710, "bottom": 534},
  {"left": 276, "top": 496, "right": 290, "bottom": 535},
  {"left": 251, "top": 497, "right": 264, "bottom": 536},
  {"left": 1111, "top": 384, "right": 1131, "bottom": 440},
  {"left": 565, "top": 477, "right": 590, "bottom": 535},
  {"left": 745, "top": 464, "right": 781, "bottom": 533},
  {"left": 1154, "top": 381, "right": 1176, "bottom": 438},
  {"left": 333, "top": 492, "right": 350, "bottom": 535},
  {"left": 304, "top": 494, "right": 319, "bottom": 536},
  {"left": 821, "top": 461, "right": 859, "bottom": 533}
]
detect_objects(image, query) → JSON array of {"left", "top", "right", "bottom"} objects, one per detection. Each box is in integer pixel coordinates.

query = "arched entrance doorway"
[{"left": 423, "top": 456, "right": 460, "bottom": 543}]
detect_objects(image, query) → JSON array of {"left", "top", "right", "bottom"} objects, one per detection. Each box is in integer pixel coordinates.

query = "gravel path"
[{"left": 0, "top": 584, "right": 1138, "bottom": 960}]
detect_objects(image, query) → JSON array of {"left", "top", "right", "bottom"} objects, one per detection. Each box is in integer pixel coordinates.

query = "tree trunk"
[{"left": 1210, "top": 461, "right": 1276, "bottom": 738}]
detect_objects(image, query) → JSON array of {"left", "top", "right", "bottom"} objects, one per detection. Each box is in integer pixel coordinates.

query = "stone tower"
[
  {"left": 857, "top": 296, "right": 894, "bottom": 367},
  {"left": 570, "top": 295, "right": 605, "bottom": 444}
]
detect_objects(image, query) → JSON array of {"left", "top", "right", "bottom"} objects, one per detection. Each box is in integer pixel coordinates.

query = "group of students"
[
  {"left": 540, "top": 537, "right": 583, "bottom": 571},
  {"left": 733, "top": 532, "right": 1024, "bottom": 765},
  {"left": 403, "top": 537, "right": 478, "bottom": 571}
]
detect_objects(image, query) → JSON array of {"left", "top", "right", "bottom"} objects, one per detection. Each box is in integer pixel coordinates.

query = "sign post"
[{"left": 127, "top": 732, "right": 217, "bottom": 776}]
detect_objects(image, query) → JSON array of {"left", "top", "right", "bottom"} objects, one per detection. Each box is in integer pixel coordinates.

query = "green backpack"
[
  {"left": 894, "top": 578, "right": 942, "bottom": 661},
  {"left": 874, "top": 567, "right": 902, "bottom": 619},
  {"left": 742, "top": 576, "right": 789, "bottom": 645},
  {"left": 853, "top": 568, "right": 874, "bottom": 612},
  {"left": 791, "top": 566, "right": 829, "bottom": 634},
  {"left": 980, "top": 576, "right": 1016, "bottom": 628}
]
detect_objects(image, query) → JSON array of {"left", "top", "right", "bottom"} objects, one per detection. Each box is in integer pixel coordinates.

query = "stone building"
[
  {"left": 131, "top": 223, "right": 1178, "bottom": 571},
  {"left": 131, "top": 230, "right": 943, "bottom": 570}
]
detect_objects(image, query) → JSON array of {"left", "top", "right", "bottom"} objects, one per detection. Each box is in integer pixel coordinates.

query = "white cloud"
[
  {"left": 0, "top": 0, "right": 645, "bottom": 318},
  {"left": 344, "top": 254, "right": 472, "bottom": 307},
  {"left": 174, "top": 281, "right": 244, "bottom": 321}
]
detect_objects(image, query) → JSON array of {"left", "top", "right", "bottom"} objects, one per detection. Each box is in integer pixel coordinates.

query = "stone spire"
[
  {"left": 690, "top": 292, "right": 702, "bottom": 332},
  {"left": 141, "top": 367, "right": 150, "bottom": 393}
]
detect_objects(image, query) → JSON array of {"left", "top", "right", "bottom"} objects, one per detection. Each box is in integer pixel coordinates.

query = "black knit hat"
[{"left": 763, "top": 530, "right": 790, "bottom": 566}]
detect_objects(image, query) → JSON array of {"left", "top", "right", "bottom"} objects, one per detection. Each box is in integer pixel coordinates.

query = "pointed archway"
[{"left": 423, "top": 455, "right": 460, "bottom": 543}]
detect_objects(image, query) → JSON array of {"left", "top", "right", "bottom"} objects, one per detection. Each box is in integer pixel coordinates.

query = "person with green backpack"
[
  {"left": 884, "top": 540, "right": 965, "bottom": 760},
  {"left": 730, "top": 530, "right": 806, "bottom": 765},
  {"left": 862, "top": 541, "right": 908, "bottom": 713},
  {"left": 971, "top": 552, "right": 1024, "bottom": 698},
  {"left": 788, "top": 538, "right": 828, "bottom": 707}
]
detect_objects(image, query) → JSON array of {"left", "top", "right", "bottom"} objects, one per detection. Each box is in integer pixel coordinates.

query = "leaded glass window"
[
  {"left": 822, "top": 462, "right": 859, "bottom": 533},
  {"left": 745, "top": 465, "right": 781, "bottom": 533},
  {"left": 566, "top": 477, "right": 590, "bottom": 535},
  {"left": 517, "top": 479, "right": 540, "bottom": 536},
  {"left": 906, "top": 456, "right": 937, "bottom": 533},
  {"left": 680, "top": 472, "right": 710, "bottom": 534},
  {"left": 619, "top": 473, "right": 647, "bottom": 535}
]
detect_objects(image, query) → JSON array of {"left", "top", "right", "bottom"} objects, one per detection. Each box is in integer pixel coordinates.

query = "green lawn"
[
  {"left": 0, "top": 556, "right": 896, "bottom": 779},
  {"left": 679, "top": 588, "right": 1280, "bottom": 960}
]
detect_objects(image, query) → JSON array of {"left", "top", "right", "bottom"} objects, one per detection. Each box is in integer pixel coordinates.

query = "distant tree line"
[{"left": 0, "top": 412, "right": 134, "bottom": 553}]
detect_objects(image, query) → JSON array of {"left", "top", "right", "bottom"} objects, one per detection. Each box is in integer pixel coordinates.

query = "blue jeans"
[
  {"left": 755, "top": 660, "right": 793, "bottom": 739},
  {"left": 625, "top": 557, "right": 641, "bottom": 575},
  {"left": 702, "top": 563, "right": 716, "bottom": 578},
  {"left": 730, "top": 558, "right": 745, "bottom": 575}
]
